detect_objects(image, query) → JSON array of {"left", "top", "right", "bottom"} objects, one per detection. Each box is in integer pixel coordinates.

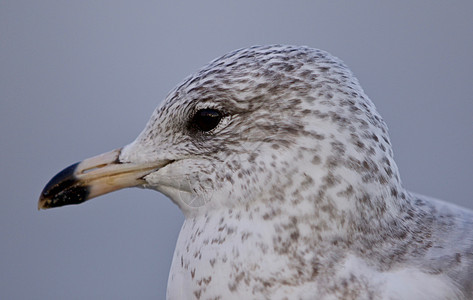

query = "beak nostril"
[{"left": 81, "top": 164, "right": 108, "bottom": 174}]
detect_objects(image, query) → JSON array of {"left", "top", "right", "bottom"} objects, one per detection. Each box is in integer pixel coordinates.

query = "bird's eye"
[{"left": 191, "top": 109, "right": 223, "bottom": 132}]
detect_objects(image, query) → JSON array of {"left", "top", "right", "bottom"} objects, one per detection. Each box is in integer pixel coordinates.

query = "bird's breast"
[{"left": 166, "top": 212, "right": 306, "bottom": 299}]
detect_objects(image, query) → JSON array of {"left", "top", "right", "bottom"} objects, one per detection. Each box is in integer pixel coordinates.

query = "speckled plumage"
[{"left": 109, "top": 46, "right": 473, "bottom": 299}]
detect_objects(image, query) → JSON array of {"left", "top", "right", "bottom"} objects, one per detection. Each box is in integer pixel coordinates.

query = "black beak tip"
[{"left": 38, "top": 162, "right": 90, "bottom": 210}]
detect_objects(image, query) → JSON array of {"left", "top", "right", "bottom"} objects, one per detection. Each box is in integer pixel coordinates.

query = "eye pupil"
[{"left": 192, "top": 109, "right": 223, "bottom": 132}]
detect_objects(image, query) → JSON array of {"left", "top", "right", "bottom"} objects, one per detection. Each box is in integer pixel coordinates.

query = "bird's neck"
[{"left": 171, "top": 184, "right": 434, "bottom": 299}]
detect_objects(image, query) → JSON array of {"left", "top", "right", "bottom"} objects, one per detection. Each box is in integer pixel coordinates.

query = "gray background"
[{"left": 1, "top": 1, "right": 472, "bottom": 299}]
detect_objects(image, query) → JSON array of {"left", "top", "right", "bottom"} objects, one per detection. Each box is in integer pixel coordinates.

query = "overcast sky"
[{"left": 1, "top": 1, "right": 472, "bottom": 299}]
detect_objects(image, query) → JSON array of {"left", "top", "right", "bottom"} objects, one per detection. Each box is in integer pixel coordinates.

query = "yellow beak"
[{"left": 38, "top": 148, "right": 169, "bottom": 209}]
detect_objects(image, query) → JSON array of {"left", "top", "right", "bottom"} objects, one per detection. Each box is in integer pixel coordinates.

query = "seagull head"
[{"left": 39, "top": 45, "right": 401, "bottom": 218}]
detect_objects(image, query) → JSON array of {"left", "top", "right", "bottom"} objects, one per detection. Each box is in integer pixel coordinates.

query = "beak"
[{"left": 38, "top": 148, "right": 169, "bottom": 210}]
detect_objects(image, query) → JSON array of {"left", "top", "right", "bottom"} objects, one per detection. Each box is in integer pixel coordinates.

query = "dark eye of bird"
[{"left": 192, "top": 109, "right": 223, "bottom": 132}]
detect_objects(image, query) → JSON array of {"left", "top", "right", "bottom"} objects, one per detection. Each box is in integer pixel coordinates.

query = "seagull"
[{"left": 39, "top": 45, "right": 473, "bottom": 299}]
